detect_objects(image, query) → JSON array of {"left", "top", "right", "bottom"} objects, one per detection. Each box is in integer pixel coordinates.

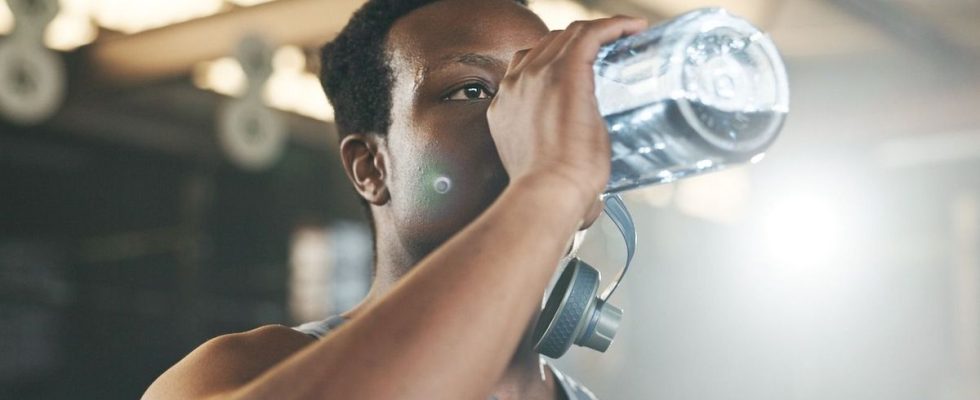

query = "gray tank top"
[{"left": 294, "top": 317, "right": 598, "bottom": 400}]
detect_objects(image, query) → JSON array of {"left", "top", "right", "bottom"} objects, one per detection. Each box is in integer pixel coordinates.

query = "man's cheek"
[
  {"left": 395, "top": 154, "right": 462, "bottom": 226},
  {"left": 418, "top": 160, "right": 456, "bottom": 208},
  {"left": 408, "top": 156, "right": 492, "bottom": 227},
  {"left": 393, "top": 141, "right": 505, "bottom": 233}
]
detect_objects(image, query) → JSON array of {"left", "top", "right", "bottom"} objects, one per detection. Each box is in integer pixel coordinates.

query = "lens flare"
[{"left": 433, "top": 176, "right": 452, "bottom": 194}]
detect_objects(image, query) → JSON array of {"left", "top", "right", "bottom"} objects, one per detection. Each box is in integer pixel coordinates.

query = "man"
[{"left": 143, "top": 0, "right": 645, "bottom": 398}]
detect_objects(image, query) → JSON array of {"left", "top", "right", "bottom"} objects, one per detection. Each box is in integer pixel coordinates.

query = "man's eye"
[{"left": 445, "top": 84, "right": 492, "bottom": 101}]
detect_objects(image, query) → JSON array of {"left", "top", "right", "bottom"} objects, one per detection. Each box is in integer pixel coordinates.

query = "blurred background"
[{"left": 0, "top": 0, "right": 977, "bottom": 399}]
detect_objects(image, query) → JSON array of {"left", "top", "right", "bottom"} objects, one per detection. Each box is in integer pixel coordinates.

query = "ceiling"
[{"left": 1, "top": 0, "right": 978, "bottom": 167}]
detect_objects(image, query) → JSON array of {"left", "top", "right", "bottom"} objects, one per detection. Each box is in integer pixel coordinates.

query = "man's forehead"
[
  {"left": 432, "top": 52, "right": 508, "bottom": 73},
  {"left": 386, "top": 0, "right": 547, "bottom": 72}
]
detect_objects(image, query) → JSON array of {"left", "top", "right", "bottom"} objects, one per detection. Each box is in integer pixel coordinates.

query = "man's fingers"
[
  {"left": 579, "top": 196, "right": 604, "bottom": 230},
  {"left": 509, "top": 49, "right": 531, "bottom": 70},
  {"left": 508, "top": 16, "right": 646, "bottom": 76},
  {"left": 559, "top": 16, "right": 647, "bottom": 64},
  {"left": 521, "top": 29, "right": 570, "bottom": 71},
  {"left": 509, "top": 30, "right": 563, "bottom": 72}
]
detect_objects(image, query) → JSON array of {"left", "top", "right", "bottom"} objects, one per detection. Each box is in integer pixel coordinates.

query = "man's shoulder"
[
  {"left": 143, "top": 325, "right": 313, "bottom": 399},
  {"left": 190, "top": 324, "right": 315, "bottom": 377},
  {"left": 205, "top": 324, "right": 313, "bottom": 354}
]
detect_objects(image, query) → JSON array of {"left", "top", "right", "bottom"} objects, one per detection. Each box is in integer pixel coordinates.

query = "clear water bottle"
[{"left": 595, "top": 8, "right": 789, "bottom": 193}]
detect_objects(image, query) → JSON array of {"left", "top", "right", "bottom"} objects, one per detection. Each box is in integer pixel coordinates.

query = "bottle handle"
[{"left": 598, "top": 193, "right": 637, "bottom": 301}]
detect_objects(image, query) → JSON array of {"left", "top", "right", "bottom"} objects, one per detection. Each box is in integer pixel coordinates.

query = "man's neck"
[
  {"left": 358, "top": 261, "right": 555, "bottom": 398},
  {"left": 361, "top": 220, "right": 561, "bottom": 398}
]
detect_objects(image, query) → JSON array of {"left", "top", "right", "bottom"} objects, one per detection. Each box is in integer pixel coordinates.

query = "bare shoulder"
[{"left": 142, "top": 325, "right": 314, "bottom": 400}]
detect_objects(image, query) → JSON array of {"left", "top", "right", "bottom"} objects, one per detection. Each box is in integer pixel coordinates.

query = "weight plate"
[
  {"left": 217, "top": 100, "right": 287, "bottom": 170},
  {"left": 0, "top": 42, "right": 66, "bottom": 125}
]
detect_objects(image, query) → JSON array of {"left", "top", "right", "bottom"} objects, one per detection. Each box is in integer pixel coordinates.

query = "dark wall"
[{"left": 0, "top": 121, "right": 363, "bottom": 399}]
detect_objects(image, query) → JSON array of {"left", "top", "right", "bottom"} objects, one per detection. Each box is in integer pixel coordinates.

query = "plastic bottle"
[{"left": 594, "top": 8, "right": 790, "bottom": 193}]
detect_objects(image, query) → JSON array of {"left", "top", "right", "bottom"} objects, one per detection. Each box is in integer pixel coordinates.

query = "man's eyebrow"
[{"left": 431, "top": 52, "right": 508, "bottom": 73}]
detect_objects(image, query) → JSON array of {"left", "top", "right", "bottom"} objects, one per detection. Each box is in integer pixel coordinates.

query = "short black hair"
[{"left": 319, "top": 0, "right": 529, "bottom": 140}]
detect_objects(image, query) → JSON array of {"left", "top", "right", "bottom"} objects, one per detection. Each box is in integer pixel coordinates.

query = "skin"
[
  {"left": 142, "top": 1, "right": 645, "bottom": 399},
  {"left": 367, "top": 0, "right": 540, "bottom": 281}
]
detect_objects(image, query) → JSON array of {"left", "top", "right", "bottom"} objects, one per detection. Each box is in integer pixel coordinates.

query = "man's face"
[{"left": 380, "top": 0, "right": 549, "bottom": 255}]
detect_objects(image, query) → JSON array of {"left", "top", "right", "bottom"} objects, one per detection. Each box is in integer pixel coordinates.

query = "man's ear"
[{"left": 340, "top": 133, "right": 390, "bottom": 205}]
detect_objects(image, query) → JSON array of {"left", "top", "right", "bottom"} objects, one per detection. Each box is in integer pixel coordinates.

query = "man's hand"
[{"left": 487, "top": 16, "right": 647, "bottom": 225}]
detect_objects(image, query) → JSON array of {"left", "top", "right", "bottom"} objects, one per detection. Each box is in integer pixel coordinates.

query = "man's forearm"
[{"left": 233, "top": 174, "right": 591, "bottom": 399}]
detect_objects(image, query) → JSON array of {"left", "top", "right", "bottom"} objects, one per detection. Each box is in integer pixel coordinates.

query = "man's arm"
[
  {"left": 144, "top": 177, "right": 587, "bottom": 400},
  {"left": 143, "top": 16, "right": 646, "bottom": 400}
]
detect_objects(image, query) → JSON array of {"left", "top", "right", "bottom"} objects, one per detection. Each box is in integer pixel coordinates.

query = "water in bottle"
[{"left": 594, "top": 8, "right": 790, "bottom": 193}]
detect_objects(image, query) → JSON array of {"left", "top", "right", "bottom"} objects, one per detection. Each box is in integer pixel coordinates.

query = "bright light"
[
  {"left": 2, "top": 0, "right": 98, "bottom": 50},
  {"left": 5, "top": 0, "right": 245, "bottom": 40},
  {"left": 226, "top": 0, "right": 276, "bottom": 6},
  {"left": 61, "top": 0, "right": 90, "bottom": 13},
  {"left": 193, "top": 57, "right": 246, "bottom": 96},
  {"left": 264, "top": 45, "right": 334, "bottom": 121},
  {"left": 91, "top": 0, "right": 225, "bottom": 34},
  {"left": 528, "top": 0, "right": 608, "bottom": 30},
  {"left": 272, "top": 45, "right": 305, "bottom": 72},
  {"left": 289, "top": 223, "right": 371, "bottom": 322},
  {"left": 675, "top": 167, "right": 751, "bottom": 223},
  {"left": 761, "top": 193, "right": 845, "bottom": 270},
  {"left": 193, "top": 46, "right": 335, "bottom": 122},
  {"left": 0, "top": 1, "right": 12, "bottom": 35},
  {"left": 45, "top": 12, "right": 97, "bottom": 50},
  {"left": 263, "top": 69, "right": 334, "bottom": 121},
  {"left": 289, "top": 227, "right": 332, "bottom": 323}
]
